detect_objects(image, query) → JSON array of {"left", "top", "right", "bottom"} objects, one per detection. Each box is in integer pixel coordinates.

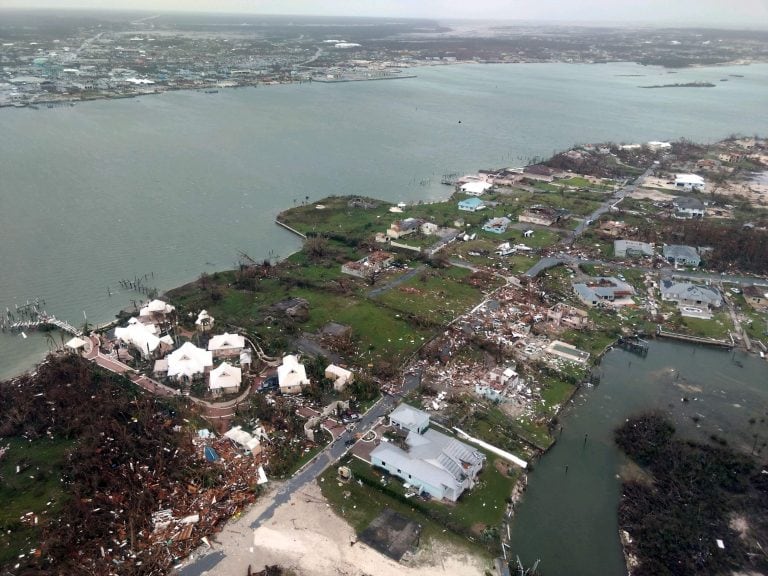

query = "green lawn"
[
  {"left": 290, "top": 288, "right": 432, "bottom": 361},
  {"left": 374, "top": 266, "right": 498, "bottom": 325},
  {"left": 681, "top": 312, "right": 733, "bottom": 340},
  {"left": 277, "top": 196, "right": 393, "bottom": 243},
  {"left": 321, "top": 450, "right": 517, "bottom": 546},
  {"left": 0, "top": 438, "right": 74, "bottom": 565}
]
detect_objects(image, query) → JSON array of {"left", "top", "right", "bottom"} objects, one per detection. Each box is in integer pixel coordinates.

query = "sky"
[{"left": 2, "top": 0, "right": 768, "bottom": 28}]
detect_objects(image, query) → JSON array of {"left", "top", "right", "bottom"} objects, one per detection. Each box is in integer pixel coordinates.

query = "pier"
[
  {"left": 275, "top": 218, "right": 307, "bottom": 239},
  {"left": 9, "top": 314, "right": 82, "bottom": 337},
  {"left": 655, "top": 325, "right": 733, "bottom": 349}
]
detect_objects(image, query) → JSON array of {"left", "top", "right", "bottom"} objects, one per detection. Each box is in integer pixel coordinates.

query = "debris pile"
[{"left": 0, "top": 355, "right": 266, "bottom": 574}]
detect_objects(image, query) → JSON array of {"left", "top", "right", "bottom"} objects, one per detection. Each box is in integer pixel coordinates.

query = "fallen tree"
[{"left": 615, "top": 413, "right": 768, "bottom": 576}]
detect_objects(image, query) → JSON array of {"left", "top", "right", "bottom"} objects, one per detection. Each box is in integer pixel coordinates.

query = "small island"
[{"left": 640, "top": 81, "right": 717, "bottom": 88}]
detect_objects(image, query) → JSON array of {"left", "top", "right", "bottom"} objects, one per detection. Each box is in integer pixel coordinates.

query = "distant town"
[{"left": 2, "top": 10, "right": 768, "bottom": 107}]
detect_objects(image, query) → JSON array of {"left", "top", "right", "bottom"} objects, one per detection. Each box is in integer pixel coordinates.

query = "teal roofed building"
[{"left": 458, "top": 197, "right": 486, "bottom": 212}]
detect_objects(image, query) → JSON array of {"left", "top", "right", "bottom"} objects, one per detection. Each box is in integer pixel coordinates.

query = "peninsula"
[{"left": 2, "top": 135, "right": 767, "bottom": 575}]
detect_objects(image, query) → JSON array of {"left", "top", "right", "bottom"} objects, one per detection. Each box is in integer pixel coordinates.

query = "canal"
[{"left": 509, "top": 340, "right": 768, "bottom": 575}]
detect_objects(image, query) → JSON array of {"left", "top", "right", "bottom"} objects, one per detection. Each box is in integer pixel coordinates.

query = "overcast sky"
[{"left": 3, "top": 0, "right": 768, "bottom": 27}]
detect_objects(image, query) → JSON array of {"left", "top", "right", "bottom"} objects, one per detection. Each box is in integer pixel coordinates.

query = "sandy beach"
[{"left": 194, "top": 481, "right": 490, "bottom": 576}]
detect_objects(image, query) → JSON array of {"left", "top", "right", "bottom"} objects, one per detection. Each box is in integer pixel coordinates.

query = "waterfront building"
[
  {"left": 459, "top": 180, "right": 492, "bottom": 195},
  {"left": 139, "top": 299, "right": 176, "bottom": 323},
  {"left": 115, "top": 319, "right": 162, "bottom": 358},
  {"left": 661, "top": 280, "right": 723, "bottom": 308},
  {"left": 370, "top": 419, "right": 485, "bottom": 502}
]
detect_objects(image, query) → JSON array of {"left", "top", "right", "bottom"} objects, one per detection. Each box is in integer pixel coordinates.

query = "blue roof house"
[{"left": 458, "top": 197, "right": 486, "bottom": 212}]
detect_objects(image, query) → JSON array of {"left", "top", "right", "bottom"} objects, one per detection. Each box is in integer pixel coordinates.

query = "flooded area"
[{"left": 509, "top": 340, "right": 768, "bottom": 576}]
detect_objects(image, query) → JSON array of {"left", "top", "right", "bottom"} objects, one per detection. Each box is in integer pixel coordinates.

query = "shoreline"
[{"left": 1, "top": 58, "right": 760, "bottom": 111}]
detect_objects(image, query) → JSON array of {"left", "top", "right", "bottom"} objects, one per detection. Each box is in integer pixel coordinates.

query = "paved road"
[
  {"left": 367, "top": 265, "right": 425, "bottom": 298},
  {"left": 177, "top": 371, "right": 422, "bottom": 576},
  {"left": 84, "top": 334, "right": 256, "bottom": 416},
  {"left": 562, "top": 167, "right": 653, "bottom": 246}
]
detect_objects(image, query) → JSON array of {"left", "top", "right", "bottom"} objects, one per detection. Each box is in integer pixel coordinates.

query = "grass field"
[
  {"left": 0, "top": 438, "right": 74, "bottom": 565},
  {"left": 681, "top": 312, "right": 733, "bottom": 339},
  {"left": 320, "top": 449, "right": 517, "bottom": 550},
  {"left": 374, "top": 266, "right": 498, "bottom": 325}
]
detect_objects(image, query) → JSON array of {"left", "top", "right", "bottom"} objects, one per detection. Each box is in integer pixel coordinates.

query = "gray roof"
[
  {"left": 673, "top": 196, "right": 705, "bottom": 210},
  {"left": 574, "top": 277, "right": 635, "bottom": 300},
  {"left": 663, "top": 244, "right": 700, "bottom": 261},
  {"left": 371, "top": 442, "right": 460, "bottom": 492},
  {"left": 371, "top": 428, "right": 484, "bottom": 491},
  {"left": 408, "top": 429, "right": 485, "bottom": 481},
  {"left": 661, "top": 280, "right": 722, "bottom": 307},
  {"left": 574, "top": 283, "right": 598, "bottom": 303},
  {"left": 389, "top": 404, "right": 430, "bottom": 430}
]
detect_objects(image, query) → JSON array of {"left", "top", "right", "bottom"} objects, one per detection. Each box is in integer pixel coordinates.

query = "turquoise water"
[{"left": 2, "top": 61, "right": 768, "bottom": 378}]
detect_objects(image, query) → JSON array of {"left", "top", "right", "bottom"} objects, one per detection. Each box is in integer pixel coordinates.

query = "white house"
[
  {"left": 325, "top": 364, "right": 354, "bottom": 392},
  {"left": 139, "top": 299, "right": 175, "bottom": 321},
  {"left": 277, "top": 354, "right": 310, "bottom": 394},
  {"left": 370, "top": 427, "right": 485, "bottom": 502},
  {"left": 115, "top": 319, "right": 161, "bottom": 358},
  {"left": 195, "top": 310, "right": 215, "bottom": 330},
  {"left": 167, "top": 342, "right": 213, "bottom": 380},
  {"left": 674, "top": 174, "right": 705, "bottom": 192},
  {"left": 388, "top": 403, "right": 430, "bottom": 434},
  {"left": 224, "top": 425, "right": 262, "bottom": 455},
  {"left": 614, "top": 239, "right": 654, "bottom": 258},
  {"left": 207, "top": 332, "right": 245, "bottom": 358},
  {"left": 460, "top": 180, "right": 493, "bottom": 196},
  {"left": 209, "top": 362, "right": 242, "bottom": 395}
]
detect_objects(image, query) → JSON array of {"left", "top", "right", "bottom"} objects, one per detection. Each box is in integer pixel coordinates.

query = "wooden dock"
[{"left": 9, "top": 314, "right": 82, "bottom": 337}]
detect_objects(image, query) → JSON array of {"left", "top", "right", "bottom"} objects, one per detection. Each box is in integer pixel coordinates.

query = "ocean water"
[{"left": 2, "top": 61, "right": 768, "bottom": 378}]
